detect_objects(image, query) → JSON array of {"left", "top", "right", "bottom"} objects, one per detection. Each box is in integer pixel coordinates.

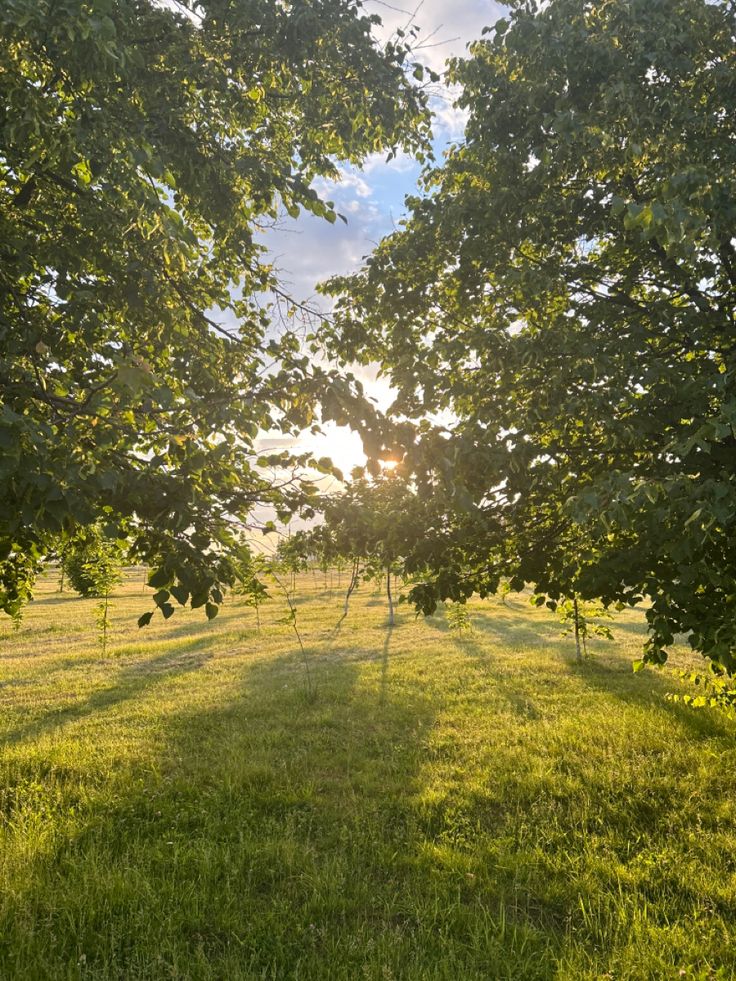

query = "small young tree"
[
  {"left": 322, "top": 471, "right": 429, "bottom": 628},
  {"left": 232, "top": 548, "right": 270, "bottom": 631},
  {"left": 63, "top": 527, "right": 123, "bottom": 600},
  {"left": 542, "top": 595, "right": 614, "bottom": 660},
  {"left": 92, "top": 555, "right": 123, "bottom": 657},
  {"left": 446, "top": 602, "right": 473, "bottom": 633},
  {"left": 274, "top": 532, "right": 311, "bottom": 598},
  {"left": 307, "top": 525, "right": 339, "bottom": 594},
  {"left": 63, "top": 526, "right": 123, "bottom": 654}
]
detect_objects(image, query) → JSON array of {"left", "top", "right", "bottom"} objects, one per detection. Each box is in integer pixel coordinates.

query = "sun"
[{"left": 299, "top": 423, "right": 366, "bottom": 474}]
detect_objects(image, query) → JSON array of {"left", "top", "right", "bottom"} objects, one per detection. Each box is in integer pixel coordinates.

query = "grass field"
[{"left": 1, "top": 572, "right": 735, "bottom": 980}]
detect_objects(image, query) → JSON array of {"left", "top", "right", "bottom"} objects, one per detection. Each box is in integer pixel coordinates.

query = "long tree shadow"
[
  {"left": 472, "top": 610, "right": 568, "bottom": 646},
  {"left": 4, "top": 635, "right": 734, "bottom": 978},
  {"left": 1, "top": 643, "right": 215, "bottom": 747},
  {"left": 424, "top": 604, "right": 567, "bottom": 648},
  {"left": 0, "top": 651, "right": 477, "bottom": 979},
  {"left": 455, "top": 606, "right": 726, "bottom": 737},
  {"left": 565, "top": 654, "right": 733, "bottom": 738},
  {"left": 379, "top": 622, "right": 394, "bottom": 706},
  {"left": 428, "top": 603, "right": 725, "bottom": 736}
]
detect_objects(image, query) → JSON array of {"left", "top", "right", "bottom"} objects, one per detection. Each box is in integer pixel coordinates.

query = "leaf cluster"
[
  {"left": 0, "top": 0, "right": 430, "bottom": 624},
  {"left": 323, "top": 0, "right": 736, "bottom": 670}
]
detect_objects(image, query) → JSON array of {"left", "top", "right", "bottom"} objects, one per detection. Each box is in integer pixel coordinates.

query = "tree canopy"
[
  {"left": 0, "top": 0, "right": 430, "bottom": 620},
  {"left": 325, "top": 0, "right": 736, "bottom": 669}
]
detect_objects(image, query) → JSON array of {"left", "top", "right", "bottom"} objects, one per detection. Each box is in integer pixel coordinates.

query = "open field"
[{"left": 1, "top": 574, "right": 735, "bottom": 980}]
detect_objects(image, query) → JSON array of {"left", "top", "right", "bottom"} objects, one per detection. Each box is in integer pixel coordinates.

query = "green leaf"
[
  {"left": 170, "top": 584, "right": 189, "bottom": 606},
  {"left": 148, "top": 568, "right": 170, "bottom": 589}
]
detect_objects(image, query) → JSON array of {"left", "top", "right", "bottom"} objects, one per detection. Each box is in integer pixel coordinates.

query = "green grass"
[{"left": 1, "top": 573, "right": 735, "bottom": 980}]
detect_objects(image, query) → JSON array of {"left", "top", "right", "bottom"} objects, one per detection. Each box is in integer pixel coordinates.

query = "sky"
[
  {"left": 254, "top": 0, "right": 505, "bottom": 500},
  {"left": 264, "top": 0, "right": 504, "bottom": 308}
]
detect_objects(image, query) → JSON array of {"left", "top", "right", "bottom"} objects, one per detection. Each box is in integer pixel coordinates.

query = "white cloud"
[
  {"left": 252, "top": 1, "right": 507, "bottom": 470},
  {"left": 262, "top": 1, "right": 507, "bottom": 305},
  {"left": 366, "top": 0, "right": 505, "bottom": 74},
  {"left": 432, "top": 97, "right": 470, "bottom": 142},
  {"left": 360, "top": 149, "right": 418, "bottom": 175},
  {"left": 313, "top": 167, "right": 374, "bottom": 201}
]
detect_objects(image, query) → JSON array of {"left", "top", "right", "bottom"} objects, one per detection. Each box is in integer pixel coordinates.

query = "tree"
[
  {"left": 274, "top": 531, "right": 311, "bottom": 596},
  {"left": 62, "top": 524, "right": 123, "bottom": 653},
  {"left": 321, "top": 471, "right": 431, "bottom": 626},
  {"left": 231, "top": 545, "right": 269, "bottom": 630},
  {"left": 0, "top": 0, "right": 430, "bottom": 623},
  {"left": 324, "top": 0, "right": 736, "bottom": 669},
  {"left": 63, "top": 524, "right": 123, "bottom": 599}
]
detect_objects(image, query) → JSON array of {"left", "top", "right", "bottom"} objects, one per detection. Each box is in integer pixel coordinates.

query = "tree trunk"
[
  {"left": 335, "top": 557, "right": 360, "bottom": 632},
  {"left": 386, "top": 567, "right": 394, "bottom": 627},
  {"left": 573, "top": 597, "right": 582, "bottom": 660}
]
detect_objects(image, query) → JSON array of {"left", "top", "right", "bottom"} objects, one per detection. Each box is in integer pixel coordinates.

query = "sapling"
[
  {"left": 86, "top": 549, "right": 122, "bottom": 656},
  {"left": 334, "top": 557, "right": 361, "bottom": 633},
  {"left": 270, "top": 568, "right": 314, "bottom": 699},
  {"left": 61, "top": 527, "right": 123, "bottom": 654},
  {"left": 232, "top": 552, "right": 269, "bottom": 631},
  {"left": 557, "top": 596, "right": 613, "bottom": 659},
  {"left": 446, "top": 603, "right": 473, "bottom": 633}
]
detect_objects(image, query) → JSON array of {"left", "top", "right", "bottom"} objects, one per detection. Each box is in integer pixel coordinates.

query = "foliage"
[
  {"left": 273, "top": 532, "right": 312, "bottom": 593},
  {"left": 305, "top": 524, "right": 340, "bottom": 583},
  {"left": 63, "top": 526, "right": 123, "bottom": 600},
  {"left": 93, "top": 564, "right": 121, "bottom": 657},
  {"left": 666, "top": 665, "right": 736, "bottom": 717},
  {"left": 62, "top": 526, "right": 122, "bottom": 653},
  {"left": 445, "top": 602, "right": 472, "bottom": 633},
  {"left": 319, "top": 471, "right": 438, "bottom": 625},
  {"left": 0, "top": 546, "right": 39, "bottom": 628},
  {"left": 541, "top": 595, "right": 613, "bottom": 659},
  {"left": 324, "top": 0, "right": 736, "bottom": 670},
  {"left": 231, "top": 547, "right": 270, "bottom": 629},
  {"left": 321, "top": 471, "right": 426, "bottom": 581},
  {"left": 0, "top": 0, "right": 430, "bottom": 624}
]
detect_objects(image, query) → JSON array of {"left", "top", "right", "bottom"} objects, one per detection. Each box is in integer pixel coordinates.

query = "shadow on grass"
[
  {"left": 565, "top": 655, "right": 732, "bottom": 739},
  {"left": 1, "top": 652, "right": 485, "bottom": 980},
  {"left": 1, "top": 644, "right": 214, "bottom": 746},
  {"left": 429, "top": 605, "right": 723, "bottom": 736},
  {"left": 24, "top": 594, "right": 80, "bottom": 608},
  {"left": 471, "top": 610, "right": 566, "bottom": 646},
  {"left": 379, "top": 623, "right": 394, "bottom": 706},
  {"left": 424, "top": 603, "right": 565, "bottom": 648},
  {"left": 4, "top": 623, "right": 735, "bottom": 979}
]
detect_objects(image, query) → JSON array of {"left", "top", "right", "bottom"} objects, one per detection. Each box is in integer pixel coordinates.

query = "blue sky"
[
  {"left": 264, "top": 0, "right": 505, "bottom": 308},
  {"left": 255, "top": 0, "right": 505, "bottom": 480}
]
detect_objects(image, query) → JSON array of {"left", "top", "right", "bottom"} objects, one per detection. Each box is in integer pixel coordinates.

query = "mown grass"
[{"left": 1, "top": 572, "right": 735, "bottom": 980}]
